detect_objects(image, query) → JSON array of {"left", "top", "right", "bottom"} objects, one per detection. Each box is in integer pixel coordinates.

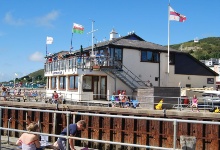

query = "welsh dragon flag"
[{"left": 72, "top": 23, "right": 84, "bottom": 34}]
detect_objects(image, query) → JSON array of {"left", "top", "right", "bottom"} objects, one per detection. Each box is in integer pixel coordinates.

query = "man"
[
  {"left": 54, "top": 120, "right": 86, "bottom": 150},
  {"left": 1, "top": 86, "right": 7, "bottom": 101},
  {"left": 52, "top": 91, "right": 59, "bottom": 104}
]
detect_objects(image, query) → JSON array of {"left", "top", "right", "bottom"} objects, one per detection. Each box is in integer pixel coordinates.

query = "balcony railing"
[{"left": 44, "top": 56, "right": 115, "bottom": 74}]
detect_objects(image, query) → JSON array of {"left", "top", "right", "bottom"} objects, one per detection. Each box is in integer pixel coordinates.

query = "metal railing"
[
  {"left": 1, "top": 106, "right": 220, "bottom": 149},
  {"left": 3, "top": 90, "right": 220, "bottom": 112}
]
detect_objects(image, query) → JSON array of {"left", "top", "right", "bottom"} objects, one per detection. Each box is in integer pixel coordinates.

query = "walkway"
[{"left": 1, "top": 136, "right": 97, "bottom": 150}]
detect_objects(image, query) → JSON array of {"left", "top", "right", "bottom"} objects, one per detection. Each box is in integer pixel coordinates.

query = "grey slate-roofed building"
[{"left": 44, "top": 29, "right": 218, "bottom": 101}]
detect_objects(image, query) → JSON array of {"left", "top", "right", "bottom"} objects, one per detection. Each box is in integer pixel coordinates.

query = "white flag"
[{"left": 46, "top": 36, "right": 53, "bottom": 44}]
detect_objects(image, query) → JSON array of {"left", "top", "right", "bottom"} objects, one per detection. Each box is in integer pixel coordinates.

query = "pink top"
[{"left": 192, "top": 98, "right": 198, "bottom": 104}]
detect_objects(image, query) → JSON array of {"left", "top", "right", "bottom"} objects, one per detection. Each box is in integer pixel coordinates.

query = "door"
[
  {"left": 93, "top": 76, "right": 99, "bottom": 100},
  {"left": 100, "top": 76, "right": 107, "bottom": 99}
]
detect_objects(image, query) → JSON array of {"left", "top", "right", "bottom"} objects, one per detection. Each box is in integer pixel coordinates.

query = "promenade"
[{"left": 1, "top": 135, "right": 96, "bottom": 150}]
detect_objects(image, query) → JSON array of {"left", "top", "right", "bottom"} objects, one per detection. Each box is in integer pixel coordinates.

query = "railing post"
[
  {"left": 0, "top": 107, "right": 2, "bottom": 148},
  {"left": 8, "top": 117, "right": 12, "bottom": 144},
  {"left": 173, "top": 119, "right": 177, "bottom": 150},
  {"left": 66, "top": 112, "right": 70, "bottom": 150}
]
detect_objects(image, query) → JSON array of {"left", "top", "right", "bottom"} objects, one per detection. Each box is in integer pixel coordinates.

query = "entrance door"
[
  {"left": 100, "top": 76, "right": 107, "bottom": 99},
  {"left": 93, "top": 76, "right": 99, "bottom": 100}
]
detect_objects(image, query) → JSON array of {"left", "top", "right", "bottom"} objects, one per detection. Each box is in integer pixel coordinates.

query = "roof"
[{"left": 81, "top": 33, "right": 180, "bottom": 53}]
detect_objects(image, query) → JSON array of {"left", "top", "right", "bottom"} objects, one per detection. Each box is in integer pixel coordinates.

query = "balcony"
[{"left": 44, "top": 55, "right": 115, "bottom": 75}]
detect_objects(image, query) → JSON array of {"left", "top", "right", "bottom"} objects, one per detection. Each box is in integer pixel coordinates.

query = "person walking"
[{"left": 53, "top": 120, "right": 86, "bottom": 150}]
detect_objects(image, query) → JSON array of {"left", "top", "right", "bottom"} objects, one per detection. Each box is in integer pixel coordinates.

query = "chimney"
[{"left": 110, "top": 28, "right": 118, "bottom": 40}]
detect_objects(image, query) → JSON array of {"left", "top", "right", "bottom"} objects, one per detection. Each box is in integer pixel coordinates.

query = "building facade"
[{"left": 44, "top": 30, "right": 218, "bottom": 101}]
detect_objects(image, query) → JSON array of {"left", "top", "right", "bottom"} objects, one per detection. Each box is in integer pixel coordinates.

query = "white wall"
[
  {"left": 122, "top": 48, "right": 159, "bottom": 87},
  {"left": 121, "top": 48, "right": 216, "bottom": 88}
]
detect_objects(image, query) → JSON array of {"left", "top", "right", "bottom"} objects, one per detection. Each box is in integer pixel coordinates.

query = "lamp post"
[
  {"left": 32, "top": 77, "right": 34, "bottom": 88},
  {"left": 14, "top": 73, "right": 18, "bottom": 87}
]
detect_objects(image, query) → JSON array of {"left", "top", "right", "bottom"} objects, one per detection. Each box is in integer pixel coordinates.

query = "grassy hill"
[
  {"left": 14, "top": 69, "right": 46, "bottom": 84},
  {"left": 170, "top": 37, "right": 220, "bottom": 60}
]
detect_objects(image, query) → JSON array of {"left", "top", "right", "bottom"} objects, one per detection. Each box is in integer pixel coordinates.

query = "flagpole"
[
  {"left": 70, "top": 32, "right": 73, "bottom": 53},
  {"left": 14, "top": 77, "right": 15, "bottom": 87},
  {"left": 46, "top": 43, "right": 47, "bottom": 56},
  {"left": 168, "top": 4, "right": 170, "bottom": 74},
  {"left": 91, "top": 20, "right": 94, "bottom": 56},
  {"left": 87, "top": 19, "right": 98, "bottom": 57}
]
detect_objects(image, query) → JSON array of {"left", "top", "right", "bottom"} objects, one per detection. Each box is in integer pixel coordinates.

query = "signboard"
[
  {"left": 52, "top": 71, "right": 63, "bottom": 75},
  {"left": 207, "top": 78, "right": 214, "bottom": 84}
]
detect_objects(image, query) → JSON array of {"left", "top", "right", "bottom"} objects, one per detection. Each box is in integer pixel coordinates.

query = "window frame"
[
  {"left": 51, "top": 77, "right": 57, "bottom": 89},
  {"left": 59, "top": 76, "right": 66, "bottom": 90},
  {"left": 82, "top": 76, "right": 93, "bottom": 92},
  {"left": 69, "top": 75, "right": 78, "bottom": 90},
  {"left": 141, "top": 50, "right": 159, "bottom": 63}
]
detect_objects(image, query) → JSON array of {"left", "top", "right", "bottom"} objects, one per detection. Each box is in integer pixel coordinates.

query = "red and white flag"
[{"left": 169, "top": 6, "right": 186, "bottom": 22}]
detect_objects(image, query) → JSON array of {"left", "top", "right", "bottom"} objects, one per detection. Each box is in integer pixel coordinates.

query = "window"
[
  {"left": 186, "top": 84, "right": 191, "bottom": 88},
  {"left": 169, "top": 53, "right": 175, "bottom": 64},
  {"left": 141, "top": 50, "right": 159, "bottom": 62},
  {"left": 59, "top": 76, "right": 66, "bottom": 89},
  {"left": 115, "top": 48, "right": 122, "bottom": 61},
  {"left": 82, "top": 76, "right": 92, "bottom": 91},
  {"left": 51, "top": 77, "right": 57, "bottom": 89},
  {"left": 69, "top": 59, "right": 73, "bottom": 69},
  {"left": 69, "top": 76, "right": 78, "bottom": 90}
]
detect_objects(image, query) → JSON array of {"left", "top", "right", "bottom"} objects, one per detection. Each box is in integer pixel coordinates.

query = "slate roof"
[{"left": 81, "top": 33, "right": 180, "bottom": 53}]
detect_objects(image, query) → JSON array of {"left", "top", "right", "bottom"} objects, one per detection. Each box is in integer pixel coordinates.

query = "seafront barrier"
[{"left": 0, "top": 99, "right": 220, "bottom": 150}]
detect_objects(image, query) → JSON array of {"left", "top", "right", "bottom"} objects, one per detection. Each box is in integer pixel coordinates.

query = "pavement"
[{"left": 0, "top": 135, "right": 97, "bottom": 150}]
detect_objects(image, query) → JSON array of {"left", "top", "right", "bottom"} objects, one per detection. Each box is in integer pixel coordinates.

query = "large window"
[
  {"left": 141, "top": 50, "right": 159, "bottom": 62},
  {"left": 114, "top": 48, "right": 122, "bottom": 61},
  {"left": 59, "top": 76, "right": 66, "bottom": 89},
  {"left": 69, "top": 75, "right": 78, "bottom": 90},
  {"left": 51, "top": 77, "right": 57, "bottom": 89},
  {"left": 82, "top": 76, "right": 92, "bottom": 91}
]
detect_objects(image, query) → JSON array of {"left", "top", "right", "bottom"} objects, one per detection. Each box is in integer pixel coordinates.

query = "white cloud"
[
  {"left": 29, "top": 51, "right": 45, "bottom": 62},
  {"left": 3, "top": 12, "right": 25, "bottom": 26},
  {"left": 35, "top": 10, "right": 60, "bottom": 27}
]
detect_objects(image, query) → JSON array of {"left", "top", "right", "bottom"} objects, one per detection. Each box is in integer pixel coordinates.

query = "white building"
[{"left": 44, "top": 30, "right": 218, "bottom": 101}]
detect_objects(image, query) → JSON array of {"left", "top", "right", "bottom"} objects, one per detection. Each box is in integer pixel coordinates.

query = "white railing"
[{"left": 1, "top": 106, "right": 220, "bottom": 150}]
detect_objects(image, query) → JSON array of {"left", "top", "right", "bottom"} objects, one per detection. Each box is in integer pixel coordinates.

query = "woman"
[
  {"left": 192, "top": 95, "right": 199, "bottom": 112},
  {"left": 16, "top": 122, "right": 41, "bottom": 150}
]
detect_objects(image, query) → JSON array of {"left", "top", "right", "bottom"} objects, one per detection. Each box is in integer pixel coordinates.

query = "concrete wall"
[{"left": 136, "top": 87, "right": 181, "bottom": 110}]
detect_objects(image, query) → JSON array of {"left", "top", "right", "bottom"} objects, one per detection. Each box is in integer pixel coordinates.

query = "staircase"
[{"left": 101, "top": 61, "right": 148, "bottom": 90}]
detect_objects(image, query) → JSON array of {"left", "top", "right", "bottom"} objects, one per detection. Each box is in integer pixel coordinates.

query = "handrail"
[
  {"left": 7, "top": 117, "right": 26, "bottom": 144},
  {"left": 113, "top": 60, "right": 147, "bottom": 87},
  {"left": 1, "top": 106, "right": 220, "bottom": 149}
]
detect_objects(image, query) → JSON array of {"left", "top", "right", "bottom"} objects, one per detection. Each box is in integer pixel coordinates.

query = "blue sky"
[{"left": 0, "top": 0, "right": 220, "bottom": 82}]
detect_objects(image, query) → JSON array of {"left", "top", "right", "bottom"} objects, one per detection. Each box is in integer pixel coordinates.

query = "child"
[{"left": 192, "top": 95, "right": 199, "bottom": 112}]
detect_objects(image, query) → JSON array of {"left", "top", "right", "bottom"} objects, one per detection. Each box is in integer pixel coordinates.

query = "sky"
[{"left": 0, "top": 0, "right": 220, "bottom": 82}]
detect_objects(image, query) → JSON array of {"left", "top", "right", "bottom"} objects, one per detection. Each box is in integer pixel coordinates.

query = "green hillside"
[
  {"left": 170, "top": 37, "right": 220, "bottom": 60},
  {"left": 14, "top": 69, "right": 45, "bottom": 84}
]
